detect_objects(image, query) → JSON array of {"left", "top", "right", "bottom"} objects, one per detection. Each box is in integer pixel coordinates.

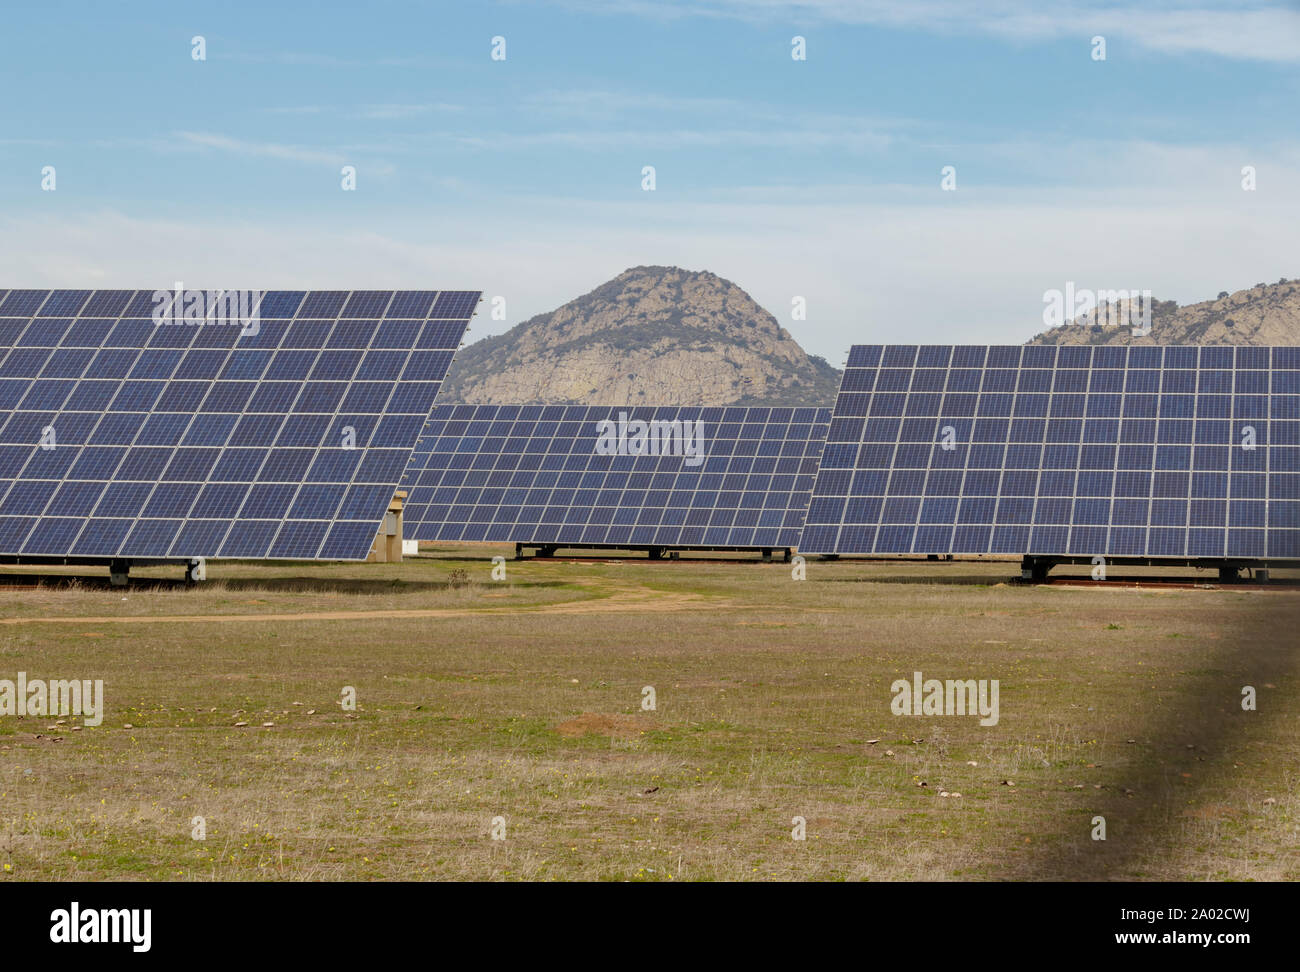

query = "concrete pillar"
[{"left": 367, "top": 491, "right": 406, "bottom": 563}]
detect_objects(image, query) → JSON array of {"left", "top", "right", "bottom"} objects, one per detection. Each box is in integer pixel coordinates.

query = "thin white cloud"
[
  {"left": 356, "top": 86, "right": 911, "bottom": 154},
  {"left": 262, "top": 105, "right": 328, "bottom": 116},
  {"left": 264, "top": 103, "right": 464, "bottom": 119},
  {"left": 359, "top": 103, "right": 463, "bottom": 119},
  {"left": 226, "top": 50, "right": 444, "bottom": 69},
  {"left": 952, "top": 136, "right": 1300, "bottom": 189},
  {"left": 169, "top": 131, "right": 396, "bottom": 175},
  {"left": 174, "top": 131, "right": 346, "bottom": 166},
  {"left": 226, "top": 50, "right": 366, "bottom": 67},
  {"left": 524, "top": 89, "right": 751, "bottom": 117},
  {"left": 557, "top": 0, "right": 1300, "bottom": 63},
  {"left": 446, "top": 126, "right": 892, "bottom": 151}
]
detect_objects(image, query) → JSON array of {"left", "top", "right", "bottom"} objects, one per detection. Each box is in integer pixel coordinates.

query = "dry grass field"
[{"left": 1, "top": 547, "right": 1297, "bottom": 881}]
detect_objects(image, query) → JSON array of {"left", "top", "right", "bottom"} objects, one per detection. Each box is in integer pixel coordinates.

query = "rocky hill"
[
  {"left": 1027, "top": 277, "right": 1300, "bottom": 346},
  {"left": 439, "top": 266, "right": 841, "bottom": 406}
]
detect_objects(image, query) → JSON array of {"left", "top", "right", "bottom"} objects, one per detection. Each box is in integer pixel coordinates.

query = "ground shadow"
[
  {"left": 818, "top": 572, "right": 1291, "bottom": 590},
  {"left": 409, "top": 547, "right": 512, "bottom": 562},
  {"left": 817, "top": 573, "right": 1019, "bottom": 587},
  {"left": 414, "top": 548, "right": 777, "bottom": 565},
  {"left": 994, "top": 589, "right": 1299, "bottom": 880},
  {"left": 0, "top": 573, "right": 572, "bottom": 596}
]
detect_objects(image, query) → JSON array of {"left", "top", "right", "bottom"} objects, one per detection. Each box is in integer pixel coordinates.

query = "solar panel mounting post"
[{"left": 1021, "top": 556, "right": 1054, "bottom": 582}]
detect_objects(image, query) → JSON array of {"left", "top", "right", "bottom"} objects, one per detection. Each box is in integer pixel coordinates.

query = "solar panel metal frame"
[
  {"left": 401, "top": 404, "right": 831, "bottom": 552},
  {"left": 0, "top": 288, "right": 479, "bottom": 563},
  {"left": 800, "top": 344, "right": 1300, "bottom": 562}
]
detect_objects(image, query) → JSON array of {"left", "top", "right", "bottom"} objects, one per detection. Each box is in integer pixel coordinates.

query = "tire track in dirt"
[{"left": 1, "top": 582, "right": 726, "bottom": 627}]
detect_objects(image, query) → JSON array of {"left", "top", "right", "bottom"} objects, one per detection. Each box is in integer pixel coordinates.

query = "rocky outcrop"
[
  {"left": 1028, "top": 278, "right": 1300, "bottom": 346},
  {"left": 440, "top": 266, "right": 841, "bottom": 406}
]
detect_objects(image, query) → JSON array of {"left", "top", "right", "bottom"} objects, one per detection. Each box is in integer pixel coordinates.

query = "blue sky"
[{"left": 1, "top": 0, "right": 1297, "bottom": 363}]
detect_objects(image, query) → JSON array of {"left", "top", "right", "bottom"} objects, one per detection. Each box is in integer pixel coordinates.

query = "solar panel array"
[
  {"left": 0, "top": 289, "right": 477, "bottom": 561},
  {"left": 801, "top": 345, "right": 1300, "bottom": 560},
  {"left": 402, "top": 404, "right": 831, "bottom": 549}
]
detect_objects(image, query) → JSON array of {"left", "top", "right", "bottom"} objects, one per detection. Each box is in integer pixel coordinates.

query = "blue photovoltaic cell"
[
  {"left": 0, "top": 288, "right": 478, "bottom": 561},
  {"left": 401, "top": 404, "right": 830, "bottom": 549},
  {"left": 801, "top": 345, "right": 1300, "bottom": 560}
]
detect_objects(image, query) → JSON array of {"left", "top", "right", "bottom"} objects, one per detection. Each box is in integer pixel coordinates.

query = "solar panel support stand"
[
  {"left": 1017, "top": 555, "right": 1271, "bottom": 584},
  {"left": 1215, "top": 563, "right": 1271, "bottom": 584},
  {"left": 1020, "top": 556, "right": 1055, "bottom": 582},
  {"left": 186, "top": 558, "right": 207, "bottom": 584},
  {"left": 109, "top": 560, "right": 130, "bottom": 588}
]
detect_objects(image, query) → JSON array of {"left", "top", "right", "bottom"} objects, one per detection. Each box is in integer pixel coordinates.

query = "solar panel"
[
  {"left": 401, "top": 404, "right": 831, "bottom": 550},
  {"left": 801, "top": 345, "right": 1300, "bottom": 560},
  {"left": 0, "top": 288, "right": 478, "bottom": 561}
]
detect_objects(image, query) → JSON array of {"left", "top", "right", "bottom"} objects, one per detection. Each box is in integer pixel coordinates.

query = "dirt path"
[{"left": 2, "top": 583, "right": 726, "bottom": 626}]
